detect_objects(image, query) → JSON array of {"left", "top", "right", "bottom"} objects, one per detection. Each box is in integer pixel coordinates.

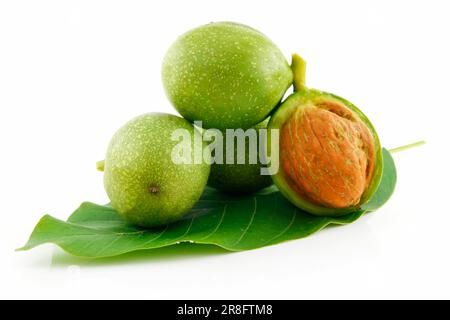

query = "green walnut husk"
[
  {"left": 268, "top": 55, "right": 383, "bottom": 216},
  {"left": 162, "top": 21, "right": 293, "bottom": 130},
  {"left": 207, "top": 119, "right": 273, "bottom": 194},
  {"left": 101, "top": 113, "right": 211, "bottom": 227}
]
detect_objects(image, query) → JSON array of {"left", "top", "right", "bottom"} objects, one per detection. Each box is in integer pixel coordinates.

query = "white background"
[{"left": 0, "top": 0, "right": 449, "bottom": 299}]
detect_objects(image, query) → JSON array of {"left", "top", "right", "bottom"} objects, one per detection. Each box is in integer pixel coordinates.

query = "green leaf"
[
  {"left": 362, "top": 149, "right": 397, "bottom": 211},
  {"left": 18, "top": 149, "right": 396, "bottom": 258}
]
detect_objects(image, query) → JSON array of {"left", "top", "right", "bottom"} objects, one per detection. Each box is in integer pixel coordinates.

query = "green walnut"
[
  {"left": 100, "top": 113, "right": 210, "bottom": 227},
  {"left": 207, "top": 119, "right": 273, "bottom": 194},
  {"left": 162, "top": 22, "right": 293, "bottom": 130},
  {"left": 268, "top": 55, "right": 383, "bottom": 216}
]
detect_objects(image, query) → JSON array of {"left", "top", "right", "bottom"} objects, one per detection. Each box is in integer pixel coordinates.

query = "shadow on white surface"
[{"left": 50, "top": 242, "right": 231, "bottom": 267}]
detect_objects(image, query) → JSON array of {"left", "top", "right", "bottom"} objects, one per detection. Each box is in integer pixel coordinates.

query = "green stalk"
[
  {"left": 388, "top": 140, "right": 426, "bottom": 154},
  {"left": 291, "top": 53, "right": 307, "bottom": 92},
  {"left": 96, "top": 160, "right": 105, "bottom": 172}
]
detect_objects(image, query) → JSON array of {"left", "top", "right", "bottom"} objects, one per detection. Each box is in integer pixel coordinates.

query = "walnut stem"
[
  {"left": 96, "top": 160, "right": 105, "bottom": 172},
  {"left": 292, "top": 53, "right": 307, "bottom": 92},
  {"left": 388, "top": 140, "right": 426, "bottom": 154}
]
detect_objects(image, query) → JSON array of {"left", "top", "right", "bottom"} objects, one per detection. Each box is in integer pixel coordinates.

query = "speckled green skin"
[
  {"left": 162, "top": 22, "right": 293, "bottom": 130},
  {"left": 207, "top": 119, "right": 273, "bottom": 194},
  {"left": 103, "top": 113, "right": 210, "bottom": 228}
]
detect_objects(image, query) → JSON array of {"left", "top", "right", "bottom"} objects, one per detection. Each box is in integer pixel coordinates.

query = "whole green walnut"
[
  {"left": 101, "top": 113, "right": 210, "bottom": 227},
  {"left": 162, "top": 22, "right": 293, "bottom": 129},
  {"left": 207, "top": 119, "right": 273, "bottom": 194}
]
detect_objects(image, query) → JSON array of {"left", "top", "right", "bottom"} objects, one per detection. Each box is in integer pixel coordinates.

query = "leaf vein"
[
  {"left": 231, "top": 197, "right": 257, "bottom": 247},
  {"left": 175, "top": 214, "right": 196, "bottom": 241},
  {"left": 95, "top": 234, "right": 124, "bottom": 255},
  {"left": 139, "top": 225, "right": 169, "bottom": 248},
  {"left": 263, "top": 208, "right": 297, "bottom": 246},
  {"left": 199, "top": 205, "right": 227, "bottom": 240}
]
